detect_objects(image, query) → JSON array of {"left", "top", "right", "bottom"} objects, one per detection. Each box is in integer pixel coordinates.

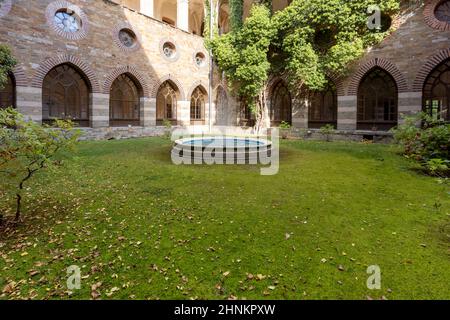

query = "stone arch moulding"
[
  {"left": 103, "top": 66, "right": 151, "bottom": 97},
  {"left": 266, "top": 74, "right": 289, "bottom": 98},
  {"left": 31, "top": 54, "right": 101, "bottom": 93},
  {"left": 423, "top": 0, "right": 450, "bottom": 31},
  {"left": 12, "top": 64, "right": 29, "bottom": 87},
  {"left": 150, "top": 74, "right": 186, "bottom": 101},
  {"left": 187, "top": 80, "right": 209, "bottom": 99},
  {"left": 347, "top": 58, "right": 409, "bottom": 95},
  {"left": 412, "top": 48, "right": 450, "bottom": 92},
  {"left": 327, "top": 72, "right": 345, "bottom": 96}
]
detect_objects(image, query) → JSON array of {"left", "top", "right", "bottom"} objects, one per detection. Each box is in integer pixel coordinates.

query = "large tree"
[{"left": 209, "top": 0, "right": 400, "bottom": 130}]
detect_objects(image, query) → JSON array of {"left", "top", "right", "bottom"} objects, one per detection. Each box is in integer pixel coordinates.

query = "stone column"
[
  {"left": 177, "top": 0, "right": 189, "bottom": 32},
  {"left": 16, "top": 86, "right": 42, "bottom": 123},
  {"left": 291, "top": 97, "right": 308, "bottom": 129},
  {"left": 337, "top": 95, "right": 357, "bottom": 130},
  {"left": 142, "top": 97, "right": 156, "bottom": 126},
  {"left": 398, "top": 92, "right": 422, "bottom": 124},
  {"left": 177, "top": 100, "right": 191, "bottom": 126},
  {"left": 91, "top": 93, "right": 110, "bottom": 128},
  {"left": 140, "top": 0, "right": 154, "bottom": 17}
]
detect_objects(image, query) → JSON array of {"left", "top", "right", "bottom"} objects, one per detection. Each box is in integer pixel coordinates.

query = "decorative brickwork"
[
  {"left": 31, "top": 54, "right": 101, "bottom": 93},
  {"left": 413, "top": 48, "right": 450, "bottom": 91},
  {"left": 151, "top": 75, "right": 186, "bottom": 100},
  {"left": 12, "top": 65, "right": 28, "bottom": 87},
  {"left": 103, "top": 65, "right": 151, "bottom": 97},
  {"left": 347, "top": 58, "right": 409, "bottom": 95},
  {"left": 424, "top": 0, "right": 450, "bottom": 31},
  {"left": 187, "top": 81, "right": 209, "bottom": 99},
  {"left": 112, "top": 22, "right": 142, "bottom": 52},
  {"left": 46, "top": 1, "right": 89, "bottom": 40}
]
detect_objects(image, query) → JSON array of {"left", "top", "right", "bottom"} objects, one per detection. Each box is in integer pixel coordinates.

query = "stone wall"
[{"left": 0, "top": 0, "right": 210, "bottom": 127}]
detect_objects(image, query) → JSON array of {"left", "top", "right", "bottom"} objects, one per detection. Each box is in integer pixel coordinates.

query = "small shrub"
[
  {"left": 319, "top": 124, "right": 336, "bottom": 142},
  {"left": 0, "top": 108, "right": 80, "bottom": 222},
  {"left": 392, "top": 113, "right": 450, "bottom": 176},
  {"left": 279, "top": 121, "right": 291, "bottom": 139}
]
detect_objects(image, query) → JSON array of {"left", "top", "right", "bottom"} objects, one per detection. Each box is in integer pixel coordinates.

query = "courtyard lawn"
[{"left": 0, "top": 138, "right": 449, "bottom": 300}]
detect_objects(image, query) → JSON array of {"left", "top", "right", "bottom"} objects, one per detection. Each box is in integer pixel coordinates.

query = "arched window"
[
  {"left": 357, "top": 67, "right": 398, "bottom": 131},
  {"left": 156, "top": 81, "right": 178, "bottom": 124},
  {"left": 0, "top": 73, "right": 15, "bottom": 109},
  {"left": 218, "top": 1, "right": 230, "bottom": 35},
  {"left": 215, "top": 86, "right": 228, "bottom": 126},
  {"left": 42, "top": 64, "right": 91, "bottom": 126},
  {"left": 423, "top": 59, "right": 450, "bottom": 122},
  {"left": 308, "top": 83, "right": 337, "bottom": 129},
  {"left": 240, "top": 101, "right": 255, "bottom": 127},
  {"left": 270, "top": 80, "right": 292, "bottom": 126},
  {"left": 110, "top": 74, "right": 141, "bottom": 127},
  {"left": 190, "top": 86, "right": 206, "bottom": 124}
]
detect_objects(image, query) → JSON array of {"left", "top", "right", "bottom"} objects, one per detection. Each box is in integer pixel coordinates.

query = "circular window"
[
  {"left": 163, "top": 42, "right": 176, "bottom": 58},
  {"left": 46, "top": 1, "right": 89, "bottom": 40},
  {"left": 119, "top": 29, "right": 137, "bottom": 48},
  {"left": 369, "top": 13, "right": 392, "bottom": 33},
  {"left": 159, "top": 38, "right": 179, "bottom": 62},
  {"left": 424, "top": 0, "right": 450, "bottom": 31},
  {"left": 195, "top": 52, "right": 206, "bottom": 67},
  {"left": 435, "top": 1, "right": 450, "bottom": 23},
  {"left": 54, "top": 9, "right": 81, "bottom": 33}
]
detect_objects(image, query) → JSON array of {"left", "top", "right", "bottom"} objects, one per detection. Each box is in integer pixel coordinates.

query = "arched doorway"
[
  {"left": 423, "top": 59, "right": 450, "bottom": 122},
  {"left": 308, "top": 83, "right": 337, "bottom": 129},
  {"left": 190, "top": 86, "right": 206, "bottom": 125},
  {"left": 42, "top": 64, "right": 91, "bottom": 126},
  {"left": 156, "top": 81, "right": 179, "bottom": 125},
  {"left": 0, "top": 73, "right": 15, "bottom": 109},
  {"left": 270, "top": 80, "right": 292, "bottom": 126},
  {"left": 357, "top": 67, "right": 398, "bottom": 131},
  {"left": 110, "top": 74, "right": 142, "bottom": 127}
]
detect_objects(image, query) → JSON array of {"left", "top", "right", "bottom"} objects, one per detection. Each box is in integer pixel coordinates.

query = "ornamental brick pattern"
[
  {"left": 186, "top": 80, "right": 209, "bottom": 99},
  {"left": 45, "top": 1, "right": 90, "bottom": 40},
  {"left": 31, "top": 54, "right": 101, "bottom": 93},
  {"left": 111, "top": 22, "right": 142, "bottom": 52},
  {"left": 412, "top": 48, "right": 450, "bottom": 91},
  {"left": 103, "top": 65, "right": 152, "bottom": 97},
  {"left": 347, "top": 58, "right": 409, "bottom": 95},
  {"left": 151, "top": 74, "right": 186, "bottom": 100},
  {"left": 12, "top": 65, "right": 29, "bottom": 87},
  {"left": 423, "top": 0, "right": 450, "bottom": 31}
]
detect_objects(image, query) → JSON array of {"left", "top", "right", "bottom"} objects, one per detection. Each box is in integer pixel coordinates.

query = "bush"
[
  {"left": 0, "top": 108, "right": 81, "bottom": 222},
  {"left": 319, "top": 124, "right": 336, "bottom": 142},
  {"left": 392, "top": 113, "right": 450, "bottom": 176}
]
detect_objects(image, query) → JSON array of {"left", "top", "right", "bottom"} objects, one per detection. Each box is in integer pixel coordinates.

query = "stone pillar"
[
  {"left": 16, "top": 86, "right": 42, "bottom": 123},
  {"left": 91, "top": 93, "right": 110, "bottom": 128},
  {"left": 291, "top": 97, "right": 308, "bottom": 129},
  {"left": 177, "top": 0, "right": 189, "bottom": 32},
  {"left": 398, "top": 92, "right": 422, "bottom": 124},
  {"left": 337, "top": 95, "right": 357, "bottom": 130},
  {"left": 177, "top": 100, "right": 190, "bottom": 125},
  {"left": 142, "top": 97, "right": 156, "bottom": 126},
  {"left": 140, "top": 0, "right": 153, "bottom": 17}
]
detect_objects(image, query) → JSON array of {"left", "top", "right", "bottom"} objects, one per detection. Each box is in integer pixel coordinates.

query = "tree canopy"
[
  {"left": 0, "top": 44, "right": 17, "bottom": 89},
  {"left": 209, "top": 0, "right": 400, "bottom": 119}
]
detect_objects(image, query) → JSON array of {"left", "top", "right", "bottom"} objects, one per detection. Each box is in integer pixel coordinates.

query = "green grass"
[{"left": 0, "top": 138, "right": 449, "bottom": 300}]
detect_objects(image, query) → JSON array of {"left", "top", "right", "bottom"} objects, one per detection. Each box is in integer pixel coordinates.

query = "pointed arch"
[
  {"left": 109, "top": 73, "right": 143, "bottom": 126},
  {"left": 0, "top": 72, "right": 16, "bottom": 109},
  {"left": 151, "top": 74, "right": 185, "bottom": 100},
  {"left": 32, "top": 54, "right": 101, "bottom": 93},
  {"left": 187, "top": 80, "right": 209, "bottom": 100},
  {"left": 357, "top": 66, "right": 398, "bottom": 131},
  {"left": 348, "top": 58, "right": 408, "bottom": 95},
  {"left": 413, "top": 49, "right": 450, "bottom": 92},
  {"left": 103, "top": 66, "right": 150, "bottom": 97}
]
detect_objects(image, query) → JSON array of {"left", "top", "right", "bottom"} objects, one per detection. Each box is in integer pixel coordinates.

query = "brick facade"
[{"left": 0, "top": 0, "right": 449, "bottom": 138}]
